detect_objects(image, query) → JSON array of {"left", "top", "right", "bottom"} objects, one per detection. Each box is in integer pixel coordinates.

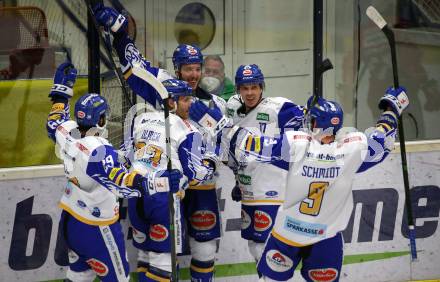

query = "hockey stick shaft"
[
  {"left": 306, "top": 58, "right": 333, "bottom": 114},
  {"left": 366, "top": 6, "right": 417, "bottom": 261},
  {"left": 130, "top": 71, "right": 178, "bottom": 280},
  {"left": 85, "top": 0, "right": 134, "bottom": 106}
]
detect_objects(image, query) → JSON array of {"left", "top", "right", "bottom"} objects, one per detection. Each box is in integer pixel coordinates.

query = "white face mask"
[{"left": 199, "top": 76, "right": 221, "bottom": 93}]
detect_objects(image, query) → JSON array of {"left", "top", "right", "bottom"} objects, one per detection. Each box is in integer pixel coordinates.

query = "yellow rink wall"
[{"left": 0, "top": 78, "right": 88, "bottom": 167}]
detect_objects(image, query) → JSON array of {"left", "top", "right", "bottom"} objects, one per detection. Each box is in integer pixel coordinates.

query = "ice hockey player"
[
  {"left": 225, "top": 64, "right": 304, "bottom": 264},
  {"left": 189, "top": 85, "right": 409, "bottom": 281},
  {"left": 46, "top": 62, "right": 182, "bottom": 282},
  {"left": 92, "top": 5, "right": 220, "bottom": 281},
  {"left": 127, "top": 79, "right": 216, "bottom": 282},
  {"left": 172, "top": 44, "right": 225, "bottom": 281}
]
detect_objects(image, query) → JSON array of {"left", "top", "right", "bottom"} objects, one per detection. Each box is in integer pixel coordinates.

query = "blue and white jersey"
[
  {"left": 132, "top": 111, "right": 213, "bottom": 187},
  {"left": 226, "top": 95, "right": 304, "bottom": 205},
  {"left": 47, "top": 103, "right": 144, "bottom": 226},
  {"left": 113, "top": 32, "right": 173, "bottom": 108},
  {"left": 230, "top": 112, "right": 397, "bottom": 245}
]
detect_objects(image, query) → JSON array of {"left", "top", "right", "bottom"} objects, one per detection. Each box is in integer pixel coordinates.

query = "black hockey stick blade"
[
  {"left": 366, "top": 5, "right": 417, "bottom": 261},
  {"left": 317, "top": 58, "right": 334, "bottom": 77}
]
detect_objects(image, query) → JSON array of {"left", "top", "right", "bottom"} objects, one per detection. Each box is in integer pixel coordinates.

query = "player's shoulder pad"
[
  {"left": 265, "top": 96, "right": 293, "bottom": 106},
  {"left": 336, "top": 131, "right": 367, "bottom": 149},
  {"left": 81, "top": 136, "right": 112, "bottom": 154},
  {"left": 55, "top": 120, "right": 78, "bottom": 145},
  {"left": 284, "top": 130, "right": 312, "bottom": 143},
  {"left": 262, "top": 96, "right": 297, "bottom": 112},
  {"left": 227, "top": 94, "right": 241, "bottom": 108},
  {"left": 171, "top": 113, "right": 197, "bottom": 136}
]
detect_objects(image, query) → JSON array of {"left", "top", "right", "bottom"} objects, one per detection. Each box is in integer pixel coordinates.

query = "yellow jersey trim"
[
  {"left": 188, "top": 183, "right": 216, "bottom": 190},
  {"left": 271, "top": 230, "right": 310, "bottom": 247},
  {"left": 59, "top": 202, "right": 119, "bottom": 226}
]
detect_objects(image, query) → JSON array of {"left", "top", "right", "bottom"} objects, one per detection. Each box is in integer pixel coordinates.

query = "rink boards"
[{"left": 0, "top": 141, "right": 439, "bottom": 282}]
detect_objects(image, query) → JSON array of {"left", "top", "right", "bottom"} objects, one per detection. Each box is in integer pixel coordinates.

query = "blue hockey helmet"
[
  {"left": 74, "top": 93, "right": 109, "bottom": 128},
  {"left": 306, "top": 96, "right": 343, "bottom": 135},
  {"left": 235, "top": 64, "right": 265, "bottom": 88},
  {"left": 172, "top": 44, "right": 203, "bottom": 71},
  {"left": 162, "top": 79, "right": 193, "bottom": 101}
]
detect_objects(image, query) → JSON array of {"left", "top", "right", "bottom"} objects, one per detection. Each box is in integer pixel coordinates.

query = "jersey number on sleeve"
[{"left": 299, "top": 181, "right": 328, "bottom": 216}]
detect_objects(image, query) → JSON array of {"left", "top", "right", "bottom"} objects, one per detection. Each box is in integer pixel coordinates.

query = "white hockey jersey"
[
  {"left": 55, "top": 120, "right": 121, "bottom": 225},
  {"left": 232, "top": 124, "right": 396, "bottom": 246},
  {"left": 226, "top": 95, "right": 304, "bottom": 205},
  {"left": 132, "top": 111, "right": 213, "bottom": 186}
]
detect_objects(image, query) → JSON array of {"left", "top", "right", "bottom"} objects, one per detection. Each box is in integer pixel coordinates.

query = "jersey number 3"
[{"left": 299, "top": 182, "right": 328, "bottom": 216}]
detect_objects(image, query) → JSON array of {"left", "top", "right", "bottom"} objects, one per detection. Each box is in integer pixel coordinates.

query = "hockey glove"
[
  {"left": 190, "top": 100, "right": 231, "bottom": 136},
  {"left": 49, "top": 62, "right": 77, "bottom": 100},
  {"left": 93, "top": 4, "right": 127, "bottom": 33},
  {"left": 378, "top": 86, "right": 409, "bottom": 117},
  {"left": 231, "top": 181, "right": 242, "bottom": 202},
  {"left": 146, "top": 169, "right": 183, "bottom": 195}
]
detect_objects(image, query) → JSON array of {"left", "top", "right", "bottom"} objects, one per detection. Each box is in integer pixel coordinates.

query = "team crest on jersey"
[
  {"left": 149, "top": 224, "right": 168, "bottom": 242},
  {"left": 308, "top": 268, "right": 338, "bottom": 282},
  {"left": 265, "top": 250, "right": 293, "bottom": 272},
  {"left": 241, "top": 210, "right": 251, "bottom": 229},
  {"left": 190, "top": 210, "right": 217, "bottom": 231},
  {"left": 132, "top": 227, "right": 147, "bottom": 243},
  {"left": 86, "top": 258, "right": 109, "bottom": 276},
  {"left": 136, "top": 144, "right": 163, "bottom": 168},
  {"left": 254, "top": 210, "right": 272, "bottom": 232}
]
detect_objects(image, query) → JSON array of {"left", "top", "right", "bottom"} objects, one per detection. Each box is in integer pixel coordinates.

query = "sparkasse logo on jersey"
[{"left": 284, "top": 216, "right": 326, "bottom": 238}]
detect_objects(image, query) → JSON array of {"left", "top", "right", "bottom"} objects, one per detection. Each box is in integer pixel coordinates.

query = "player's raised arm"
[
  {"left": 357, "top": 86, "right": 409, "bottom": 172},
  {"left": 92, "top": 4, "right": 172, "bottom": 107},
  {"left": 46, "top": 62, "right": 77, "bottom": 142}
]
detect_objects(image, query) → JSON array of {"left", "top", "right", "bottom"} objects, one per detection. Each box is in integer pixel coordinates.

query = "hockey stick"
[
  {"left": 133, "top": 66, "right": 178, "bottom": 281},
  {"left": 85, "top": 1, "right": 179, "bottom": 278},
  {"left": 366, "top": 6, "right": 417, "bottom": 261},
  {"left": 85, "top": 0, "right": 134, "bottom": 106},
  {"left": 132, "top": 65, "right": 178, "bottom": 281},
  {"left": 306, "top": 58, "right": 333, "bottom": 114}
]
